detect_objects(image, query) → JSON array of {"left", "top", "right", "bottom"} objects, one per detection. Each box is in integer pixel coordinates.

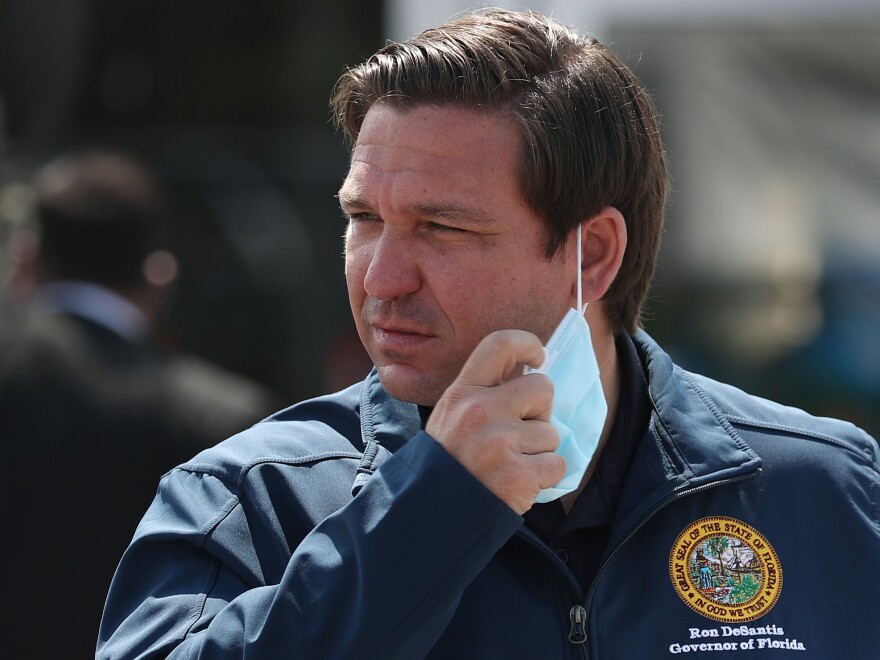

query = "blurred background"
[{"left": 2, "top": 0, "right": 878, "bottom": 437}]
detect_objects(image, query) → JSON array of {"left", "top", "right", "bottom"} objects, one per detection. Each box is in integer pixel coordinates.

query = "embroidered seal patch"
[{"left": 669, "top": 516, "right": 782, "bottom": 623}]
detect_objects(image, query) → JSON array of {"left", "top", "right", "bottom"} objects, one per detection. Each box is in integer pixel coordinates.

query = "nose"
[{"left": 361, "top": 229, "right": 421, "bottom": 301}]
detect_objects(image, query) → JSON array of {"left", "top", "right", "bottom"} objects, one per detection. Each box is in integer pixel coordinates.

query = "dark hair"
[
  {"left": 331, "top": 8, "right": 668, "bottom": 333},
  {"left": 34, "top": 150, "right": 166, "bottom": 287}
]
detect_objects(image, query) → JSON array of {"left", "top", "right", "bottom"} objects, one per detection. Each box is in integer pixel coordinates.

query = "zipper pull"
[{"left": 568, "top": 604, "right": 587, "bottom": 644}]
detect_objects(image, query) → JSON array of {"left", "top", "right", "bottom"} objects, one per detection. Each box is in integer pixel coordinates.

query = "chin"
[{"left": 376, "top": 364, "right": 447, "bottom": 407}]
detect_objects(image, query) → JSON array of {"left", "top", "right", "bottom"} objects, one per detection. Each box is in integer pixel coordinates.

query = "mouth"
[{"left": 369, "top": 322, "right": 435, "bottom": 355}]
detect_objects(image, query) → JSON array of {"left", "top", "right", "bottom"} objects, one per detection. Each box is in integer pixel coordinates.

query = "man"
[
  {"left": 97, "top": 9, "right": 879, "bottom": 659},
  {"left": 0, "top": 150, "right": 277, "bottom": 658}
]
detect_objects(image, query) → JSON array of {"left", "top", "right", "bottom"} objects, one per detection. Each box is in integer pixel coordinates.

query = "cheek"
[
  {"left": 431, "top": 264, "right": 513, "bottom": 337},
  {"left": 451, "top": 263, "right": 568, "bottom": 342},
  {"left": 344, "top": 236, "right": 368, "bottom": 286},
  {"left": 344, "top": 254, "right": 369, "bottom": 318}
]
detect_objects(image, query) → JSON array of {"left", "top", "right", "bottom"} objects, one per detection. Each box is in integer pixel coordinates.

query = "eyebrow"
[
  {"left": 410, "top": 202, "right": 496, "bottom": 225},
  {"left": 336, "top": 189, "right": 368, "bottom": 210},
  {"left": 337, "top": 191, "right": 497, "bottom": 226}
]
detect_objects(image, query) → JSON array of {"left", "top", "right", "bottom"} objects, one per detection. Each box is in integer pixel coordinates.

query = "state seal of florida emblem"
[{"left": 669, "top": 516, "right": 782, "bottom": 623}]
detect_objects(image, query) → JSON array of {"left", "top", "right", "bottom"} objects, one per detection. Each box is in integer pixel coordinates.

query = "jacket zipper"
[
  {"left": 572, "top": 469, "right": 762, "bottom": 658},
  {"left": 568, "top": 605, "right": 589, "bottom": 658},
  {"left": 515, "top": 526, "right": 589, "bottom": 659}
]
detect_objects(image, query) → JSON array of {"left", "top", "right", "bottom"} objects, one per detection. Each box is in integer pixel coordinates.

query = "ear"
[{"left": 577, "top": 206, "right": 627, "bottom": 303}]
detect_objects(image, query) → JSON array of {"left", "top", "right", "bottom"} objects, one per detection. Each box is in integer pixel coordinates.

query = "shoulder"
[
  {"left": 175, "top": 381, "right": 366, "bottom": 489},
  {"left": 134, "top": 382, "right": 368, "bottom": 572},
  {"left": 685, "top": 368, "right": 878, "bottom": 467},
  {"left": 633, "top": 329, "right": 879, "bottom": 473},
  {"left": 0, "top": 308, "right": 92, "bottom": 363},
  {"left": 674, "top": 364, "right": 880, "bottom": 558}
]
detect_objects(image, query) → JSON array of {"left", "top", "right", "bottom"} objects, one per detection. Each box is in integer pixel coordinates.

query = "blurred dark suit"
[{"left": 0, "top": 151, "right": 278, "bottom": 657}]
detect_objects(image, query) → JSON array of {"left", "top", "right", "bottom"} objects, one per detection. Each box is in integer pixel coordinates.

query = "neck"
[{"left": 560, "top": 303, "right": 621, "bottom": 514}]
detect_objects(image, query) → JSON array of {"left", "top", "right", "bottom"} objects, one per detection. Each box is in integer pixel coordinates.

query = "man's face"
[{"left": 340, "top": 103, "right": 575, "bottom": 406}]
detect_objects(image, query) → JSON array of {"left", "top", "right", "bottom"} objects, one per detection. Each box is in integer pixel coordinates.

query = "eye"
[
  {"left": 427, "top": 221, "right": 467, "bottom": 234},
  {"left": 346, "top": 212, "right": 381, "bottom": 225}
]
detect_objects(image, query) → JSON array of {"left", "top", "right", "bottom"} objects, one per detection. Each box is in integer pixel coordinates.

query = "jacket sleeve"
[{"left": 97, "top": 432, "right": 524, "bottom": 659}]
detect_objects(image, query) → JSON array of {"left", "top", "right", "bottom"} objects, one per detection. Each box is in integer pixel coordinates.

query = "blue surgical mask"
[{"left": 527, "top": 224, "right": 608, "bottom": 503}]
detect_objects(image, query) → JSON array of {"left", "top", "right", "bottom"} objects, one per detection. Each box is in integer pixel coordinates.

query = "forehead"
[{"left": 339, "top": 104, "right": 526, "bottom": 210}]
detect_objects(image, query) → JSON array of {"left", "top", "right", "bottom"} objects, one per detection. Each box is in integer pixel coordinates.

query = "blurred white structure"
[{"left": 386, "top": 0, "right": 880, "bottom": 42}]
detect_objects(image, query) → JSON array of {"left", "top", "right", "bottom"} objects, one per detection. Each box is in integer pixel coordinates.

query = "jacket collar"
[
  {"left": 351, "top": 332, "right": 763, "bottom": 504},
  {"left": 635, "top": 330, "right": 761, "bottom": 483},
  {"left": 352, "top": 368, "right": 421, "bottom": 495},
  {"left": 613, "top": 331, "right": 762, "bottom": 534}
]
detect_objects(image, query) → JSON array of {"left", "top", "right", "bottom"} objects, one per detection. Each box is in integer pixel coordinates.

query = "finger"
[
  {"left": 516, "top": 418, "right": 560, "bottom": 454},
  {"left": 458, "top": 362, "right": 553, "bottom": 424},
  {"left": 457, "top": 329, "right": 545, "bottom": 389},
  {"left": 523, "top": 451, "right": 567, "bottom": 491},
  {"left": 506, "top": 371, "right": 554, "bottom": 422}
]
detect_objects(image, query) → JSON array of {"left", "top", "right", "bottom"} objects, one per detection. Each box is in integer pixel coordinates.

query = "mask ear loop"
[{"left": 577, "top": 223, "right": 587, "bottom": 315}]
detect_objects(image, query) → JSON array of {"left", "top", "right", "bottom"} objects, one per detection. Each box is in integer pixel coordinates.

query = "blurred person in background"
[{"left": 0, "top": 149, "right": 278, "bottom": 657}]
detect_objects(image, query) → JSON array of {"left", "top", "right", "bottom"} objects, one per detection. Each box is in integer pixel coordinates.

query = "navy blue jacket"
[{"left": 97, "top": 331, "right": 880, "bottom": 658}]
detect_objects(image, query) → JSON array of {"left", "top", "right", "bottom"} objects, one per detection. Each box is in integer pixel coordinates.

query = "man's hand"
[{"left": 425, "top": 330, "right": 565, "bottom": 514}]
